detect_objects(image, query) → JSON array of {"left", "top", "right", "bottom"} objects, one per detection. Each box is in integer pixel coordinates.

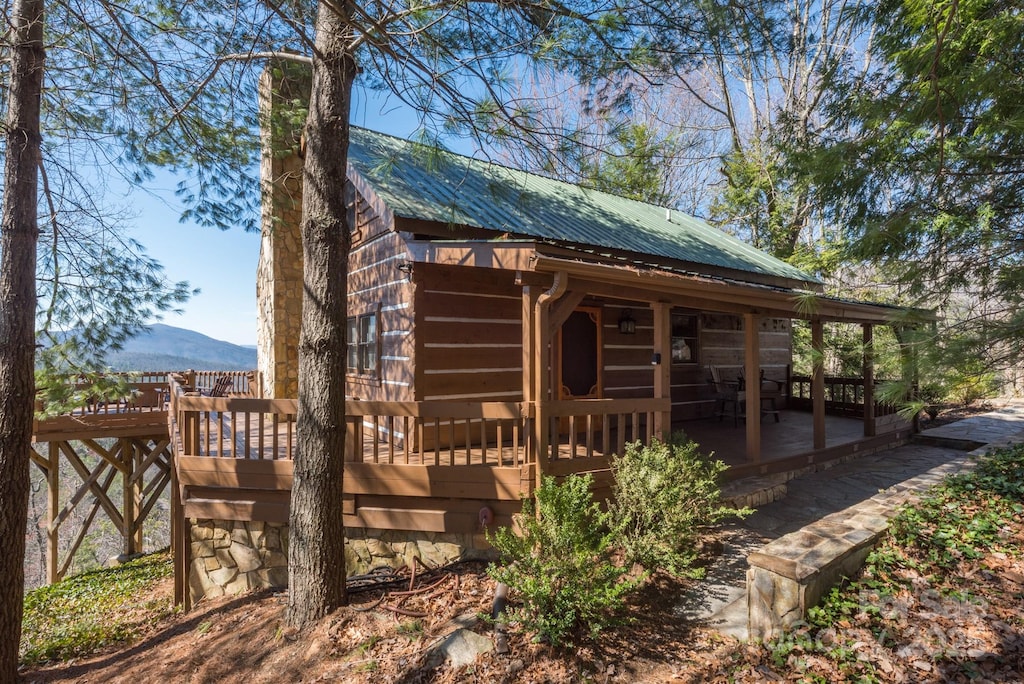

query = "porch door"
[{"left": 558, "top": 307, "right": 602, "bottom": 399}]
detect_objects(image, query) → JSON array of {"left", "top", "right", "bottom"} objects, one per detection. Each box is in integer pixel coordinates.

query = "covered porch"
[{"left": 423, "top": 240, "right": 920, "bottom": 473}]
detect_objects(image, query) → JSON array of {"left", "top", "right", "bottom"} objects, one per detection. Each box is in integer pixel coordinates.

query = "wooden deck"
[
  {"left": 167, "top": 369, "right": 909, "bottom": 534},
  {"left": 680, "top": 409, "right": 912, "bottom": 480},
  {"left": 28, "top": 369, "right": 909, "bottom": 589},
  {"left": 168, "top": 373, "right": 667, "bottom": 532}
]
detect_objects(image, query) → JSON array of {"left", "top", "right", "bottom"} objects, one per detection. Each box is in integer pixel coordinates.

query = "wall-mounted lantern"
[{"left": 618, "top": 309, "right": 637, "bottom": 335}]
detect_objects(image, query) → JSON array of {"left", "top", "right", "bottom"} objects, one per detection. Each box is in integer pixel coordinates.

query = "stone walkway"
[{"left": 688, "top": 400, "right": 1024, "bottom": 640}]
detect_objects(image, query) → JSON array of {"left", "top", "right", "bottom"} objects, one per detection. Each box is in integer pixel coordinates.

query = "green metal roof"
[{"left": 347, "top": 127, "right": 821, "bottom": 287}]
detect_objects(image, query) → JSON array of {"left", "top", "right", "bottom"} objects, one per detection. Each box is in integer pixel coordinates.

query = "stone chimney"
[{"left": 256, "top": 62, "right": 310, "bottom": 399}]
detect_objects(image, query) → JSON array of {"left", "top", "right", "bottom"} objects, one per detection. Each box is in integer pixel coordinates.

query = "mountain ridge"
[{"left": 104, "top": 323, "right": 257, "bottom": 371}]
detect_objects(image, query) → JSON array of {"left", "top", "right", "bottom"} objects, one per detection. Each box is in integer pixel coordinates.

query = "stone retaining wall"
[
  {"left": 746, "top": 509, "right": 889, "bottom": 641},
  {"left": 188, "top": 519, "right": 494, "bottom": 604},
  {"left": 746, "top": 453, "right": 976, "bottom": 641}
]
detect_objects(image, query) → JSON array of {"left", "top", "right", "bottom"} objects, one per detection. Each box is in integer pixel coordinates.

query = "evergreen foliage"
[
  {"left": 488, "top": 474, "right": 641, "bottom": 645},
  {"left": 609, "top": 437, "right": 749, "bottom": 577},
  {"left": 815, "top": 0, "right": 1024, "bottom": 388}
]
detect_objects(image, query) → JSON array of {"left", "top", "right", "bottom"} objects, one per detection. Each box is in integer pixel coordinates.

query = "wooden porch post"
[
  {"left": 812, "top": 319, "right": 826, "bottom": 450},
  {"left": 121, "top": 438, "right": 135, "bottom": 556},
  {"left": 652, "top": 302, "right": 672, "bottom": 439},
  {"left": 521, "top": 286, "right": 539, "bottom": 479},
  {"left": 533, "top": 272, "right": 567, "bottom": 490},
  {"left": 863, "top": 324, "right": 876, "bottom": 437},
  {"left": 744, "top": 313, "right": 762, "bottom": 462}
]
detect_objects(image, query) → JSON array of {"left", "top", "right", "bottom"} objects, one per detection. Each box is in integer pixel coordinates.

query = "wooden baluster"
[
  {"left": 258, "top": 412, "right": 265, "bottom": 460},
  {"left": 448, "top": 419, "right": 456, "bottom": 466},
  {"left": 387, "top": 416, "right": 395, "bottom": 464},
  {"left": 403, "top": 416, "right": 411, "bottom": 464},
  {"left": 493, "top": 417, "right": 500, "bottom": 465},
  {"left": 271, "top": 413, "right": 279, "bottom": 460},
  {"left": 204, "top": 412, "right": 212, "bottom": 457},
  {"left": 617, "top": 414, "right": 626, "bottom": 456},
  {"left": 568, "top": 415, "right": 577, "bottom": 459},
  {"left": 585, "top": 414, "right": 594, "bottom": 458}
]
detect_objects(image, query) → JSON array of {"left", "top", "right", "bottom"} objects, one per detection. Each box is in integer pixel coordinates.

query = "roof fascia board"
[
  {"left": 539, "top": 242, "right": 822, "bottom": 292},
  {"left": 532, "top": 253, "right": 920, "bottom": 325},
  {"left": 396, "top": 216, "right": 821, "bottom": 293},
  {"left": 565, "top": 276, "right": 799, "bottom": 319},
  {"left": 347, "top": 166, "right": 395, "bottom": 231}
]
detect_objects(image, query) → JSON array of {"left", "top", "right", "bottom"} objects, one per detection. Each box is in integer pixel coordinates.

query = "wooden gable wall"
[{"left": 344, "top": 191, "right": 415, "bottom": 403}]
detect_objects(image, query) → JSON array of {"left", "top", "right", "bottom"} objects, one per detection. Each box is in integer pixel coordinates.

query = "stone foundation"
[
  {"left": 188, "top": 519, "right": 495, "bottom": 604},
  {"left": 189, "top": 520, "right": 289, "bottom": 601}
]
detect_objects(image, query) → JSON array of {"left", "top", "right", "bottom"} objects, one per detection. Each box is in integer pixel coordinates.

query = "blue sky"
[{"left": 126, "top": 87, "right": 436, "bottom": 347}]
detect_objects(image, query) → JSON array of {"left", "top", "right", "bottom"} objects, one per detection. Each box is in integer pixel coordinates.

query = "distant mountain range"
[{"left": 103, "top": 324, "right": 258, "bottom": 372}]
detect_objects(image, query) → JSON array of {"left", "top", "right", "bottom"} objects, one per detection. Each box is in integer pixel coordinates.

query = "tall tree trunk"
[
  {"left": 287, "top": 1, "right": 354, "bottom": 629},
  {"left": 0, "top": 0, "right": 44, "bottom": 676}
]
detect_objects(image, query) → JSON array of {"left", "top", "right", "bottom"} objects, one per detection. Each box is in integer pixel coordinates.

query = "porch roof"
[
  {"left": 346, "top": 127, "right": 820, "bottom": 291},
  {"left": 405, "top": 239, "right": 934, "bottom": 325}
]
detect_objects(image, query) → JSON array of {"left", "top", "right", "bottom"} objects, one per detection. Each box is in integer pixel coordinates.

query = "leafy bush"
[
  {"left": 21, "top": 552, "right": 174, "bottom": 665},
  {"left": 487, "top": 474, "right": 641, "bottom": 645},
  {"left": 608, "top": 436, "right": 750, "bottom": 577}
]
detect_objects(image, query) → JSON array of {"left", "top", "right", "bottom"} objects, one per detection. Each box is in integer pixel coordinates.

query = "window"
[
  {"left": 671, "top": 312, "right": 698, "bottom": 364},
  {"left": 347, "top": 310, "right": 378, "bottom": 376}
]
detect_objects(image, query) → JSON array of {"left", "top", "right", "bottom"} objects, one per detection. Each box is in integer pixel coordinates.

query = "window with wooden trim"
[
  {"left": 671, "top": 312, "right": 699, "bottom": 365},
  {"left": 347, "top": 310, "right": 379, "bottom": 377}
]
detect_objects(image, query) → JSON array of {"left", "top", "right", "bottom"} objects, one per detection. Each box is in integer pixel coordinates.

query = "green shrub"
[
  {"left": 487, "top": 474, "right": 641, "bottom": 645},
  {"left": 608, "top": 436, "right": 749, "bottom": 577}
]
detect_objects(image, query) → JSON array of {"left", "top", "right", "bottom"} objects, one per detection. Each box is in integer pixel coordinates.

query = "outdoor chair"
[
  {"left": 739, "top": 368, "right": 782, "bottom": 423},
  {"left": 711, "top": 365, "right": 783, "bottom": 425},
  {"left": 209, "top": 375, "right": 235, "bottom": 397},
  {"left": 710, "top": 365, "right": 744, "bottom": 427}
]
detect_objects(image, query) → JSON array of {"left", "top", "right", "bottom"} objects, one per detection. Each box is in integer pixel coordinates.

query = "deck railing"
[
  {"left": 789, "top": 375, "right": 899, "bottom": 417},
  {"left": 168, "top": 375, "right": 667, "bottom": 473},
  {"left": 349, "top": 401, "right": 531, "bottom": 467},
  {"left": 539, "top": 398, "right": 670, "bottom": 475},
  {"left": 174, "top": 370, "right": 261, "bottom": 397},
  {"left": 169, "top": 377, "right": 533, "bottom": 466},
  {"left": 36, "top": 371, "right": 179, "bottom": 416}
]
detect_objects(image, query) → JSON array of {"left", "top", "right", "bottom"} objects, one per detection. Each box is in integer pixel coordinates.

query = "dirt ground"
[
  {"left": 19, "top": 563, "right": 733, "bottom": 683},
  {"left": 22, "top": 544, "right": 1024, "bottom": 683}
]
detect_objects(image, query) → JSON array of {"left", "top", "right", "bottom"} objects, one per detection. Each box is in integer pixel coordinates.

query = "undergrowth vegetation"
[
  {"left": 488, "top": 473, "right": 642, "bottom": 645},
  {"left": 610, "top": 437, "right": 750, "bottom": 577},
  {"left": 489, "top": 436, "right": 743, "bottom": 645},
  {"left": 21, "top": 551, "right": 174, "bottom": 665},
  {"left": 753, "top": 444, "right": 1024, "bottom": 682}
]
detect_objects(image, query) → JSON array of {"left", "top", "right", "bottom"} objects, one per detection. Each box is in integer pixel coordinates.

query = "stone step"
[{"left": 721, "top": 476, "right": 788, "bottom": 510}]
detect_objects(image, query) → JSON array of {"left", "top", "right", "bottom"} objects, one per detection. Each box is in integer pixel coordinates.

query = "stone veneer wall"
[
  {"left": 255, "top": 64, "right": 306, "bottom": 400},
  {"left": 189, "top": 519, "right": 495, "bottom": 604}
]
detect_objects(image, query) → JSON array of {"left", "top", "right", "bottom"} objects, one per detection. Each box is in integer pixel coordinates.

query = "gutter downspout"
[{"left": 532, "top": 271, "right": 567, "bottom": 492}]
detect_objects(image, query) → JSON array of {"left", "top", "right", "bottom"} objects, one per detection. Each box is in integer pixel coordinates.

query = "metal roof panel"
[{"left": 347, "top": 127, "right": 821, "bottom": 287}]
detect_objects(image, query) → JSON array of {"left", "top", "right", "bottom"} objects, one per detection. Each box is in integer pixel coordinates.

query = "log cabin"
[{"left": 164, "top": 70, "right": 927, "bottom": 604}]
